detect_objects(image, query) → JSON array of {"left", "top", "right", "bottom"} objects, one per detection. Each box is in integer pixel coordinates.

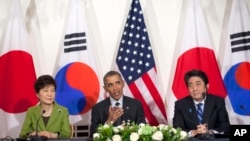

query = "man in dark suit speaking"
[
  {"left": 173, "top": 69, "right": 230, "bottom": 138},
  {"left": 90, "top": 71, "right": 146, "bottom": 138}
]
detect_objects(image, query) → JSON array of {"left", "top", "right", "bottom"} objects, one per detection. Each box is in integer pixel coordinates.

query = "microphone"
[
  {"left": 115, "top": 102, "right": 120, "bottom": 107},
  {"left": 202, "top": 92, "right": 206, "bottom": 100},
  {"left": 36, "top": 110, "right": 46, "bottom": 136},
  {"left": 30, "top": 110, "right": 48, "bottom": 141}
]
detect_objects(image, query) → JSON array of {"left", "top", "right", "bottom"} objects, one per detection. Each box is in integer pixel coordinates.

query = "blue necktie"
[{"left": 197, "top": 103, "right": 203, "bottom": 124}]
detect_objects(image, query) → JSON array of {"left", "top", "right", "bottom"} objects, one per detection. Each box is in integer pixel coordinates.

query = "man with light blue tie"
[{"left": 173, "top": 69, "right": 230, "bottom": 138}]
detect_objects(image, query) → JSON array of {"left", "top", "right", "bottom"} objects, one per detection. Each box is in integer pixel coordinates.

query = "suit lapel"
[
  {"left": 122, "top": 96, "right": 129, "bottom": 112},
  {"left": 187, "top": 97, "right": 199, "bottom": 126},
  {"left": 122, "top": 97, "right": 127, "bottom": 121},
  {"left": 103, "top": 99, "right": 111, "bottom": 122},
  {"left": 202, "top": 95, "right": 213, "bottom": 123},
  {"left": 46, "top": 104, "right": 59, "bottom": 129},
  {"left": 35, "top": 106, "right": 46, "bottom": 131},
  {"left": 121, "top": 96, "right": 131, "bottom": 122}
]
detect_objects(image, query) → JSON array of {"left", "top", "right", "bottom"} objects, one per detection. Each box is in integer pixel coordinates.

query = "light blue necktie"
[{"left": 197, "top": 103, "right": 203, "bottom": 124}]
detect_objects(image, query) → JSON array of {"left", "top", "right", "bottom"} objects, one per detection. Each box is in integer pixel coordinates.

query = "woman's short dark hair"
[
  {"left": 34, "top": 75, "right": 56, "bottom": 93},
  {"left": 184, "top": 69, "right": 209, "bottom": 86}
]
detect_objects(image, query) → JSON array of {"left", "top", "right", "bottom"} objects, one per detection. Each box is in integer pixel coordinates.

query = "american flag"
[{"left": 115, "top": 0, "right": 167, "bottom": 125}]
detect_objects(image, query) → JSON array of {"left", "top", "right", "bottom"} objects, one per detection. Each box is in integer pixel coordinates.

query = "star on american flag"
[{"left": 116, "top": 0, "right": 154, "bottom": 84}]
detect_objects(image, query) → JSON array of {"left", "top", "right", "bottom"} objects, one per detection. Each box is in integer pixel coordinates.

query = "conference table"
[
  {"left": 187, "top": 133, "right": 230, "bottom": 141},
  {"left": 49, "top": 139, "right": 229, "bottom": 141},
  {"left": 47, "top": 138, "right": 230, "bottom": 141},
  {"left": 187, "top": 137, "right": 229, "bottom": 141},
  {"left": 47, "top": 139, "right": 89, "bottom": 141},
  {"left": 44, "top": 137, "right": 231, "bottom": 141},
  {"left": 13, "top": 136, "right": 230, "bottom": 141},
  {"left": 47, "top": 137, "right": 230, "bottom": 141},
  {"left": 14, "top": 138, "right": 90, "bottom": 141},
  {"left": 11, "top": 137, "right": 230, "bottom": 141}
]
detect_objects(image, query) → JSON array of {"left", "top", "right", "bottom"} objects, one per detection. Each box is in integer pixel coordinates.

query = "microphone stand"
[
  {"left": 198, "top": 93, "right": 214, "bottom": 140},
  {"left": 30, "top": 110, "right": 48, "bottom": 141}
]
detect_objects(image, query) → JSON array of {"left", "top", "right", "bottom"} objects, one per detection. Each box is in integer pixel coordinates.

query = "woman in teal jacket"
[{"left": 19, "top": 75, "right": 71, "bottom": 139}]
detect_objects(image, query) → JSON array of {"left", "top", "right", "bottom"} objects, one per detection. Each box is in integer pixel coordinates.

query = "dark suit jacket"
[
  {"left": 19, "top": 102, "right": 71, "bottom": 139},
  {"left": 90, "top": 96, "right": 146, "bottom": 138},
  {"left": 173, "top": 94, "right": 230, "bottom": 134}
]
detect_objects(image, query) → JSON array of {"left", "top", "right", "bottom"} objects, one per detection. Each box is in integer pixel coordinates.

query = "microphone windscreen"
[
  {"left": 42, "top": 109, "right": 46, "bottom": 114},
  {"left": 115, "top": 102, "right": 120, "bottom": 107}
]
